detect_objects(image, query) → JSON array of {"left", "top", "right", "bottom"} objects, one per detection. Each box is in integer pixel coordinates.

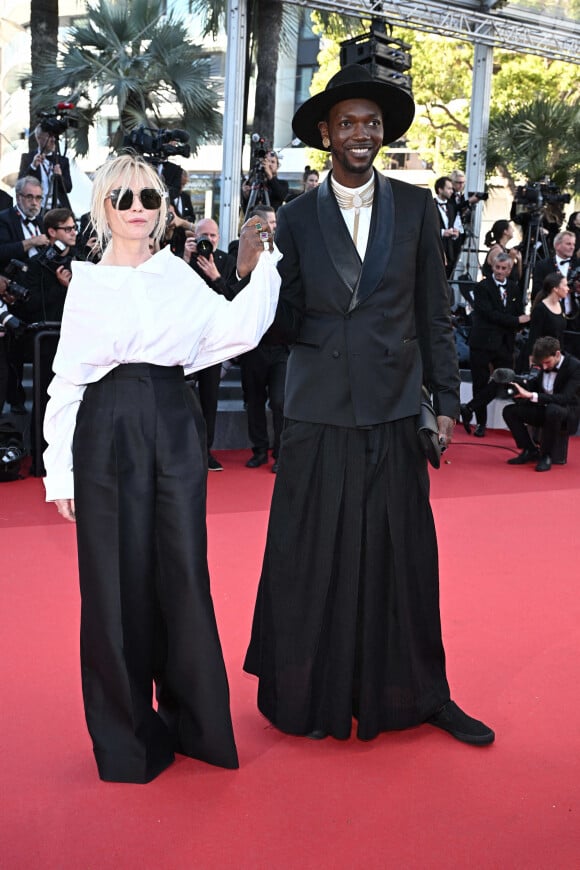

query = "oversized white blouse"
[{"left": 43, "top": 244, "right": 281, "bottom": 501}]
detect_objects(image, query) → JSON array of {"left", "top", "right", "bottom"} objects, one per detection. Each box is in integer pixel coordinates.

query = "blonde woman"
[{"left": 43, "top": 154, "right": 280, "bottom": 783}]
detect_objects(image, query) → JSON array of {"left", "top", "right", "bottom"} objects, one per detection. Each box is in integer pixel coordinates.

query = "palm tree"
[
  {"left": 191, "top": 0, "right": 298, "bottom": 147},
  {"left": 29, "top": 0, "right": 223, "bottom": 156},
  {"left": 29, "top": 0, "right": 59, "bottom": 141},
  {"left": 487, "top": 98, "right": 580, "bottom": 193}
]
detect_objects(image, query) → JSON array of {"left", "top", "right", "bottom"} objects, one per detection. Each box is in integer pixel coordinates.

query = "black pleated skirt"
[
  {"left": 244, "top": 416, "right": 450, "bottom": 740},
  {"left": 72, "top": 364, "right": 238, "bottom": 782}
]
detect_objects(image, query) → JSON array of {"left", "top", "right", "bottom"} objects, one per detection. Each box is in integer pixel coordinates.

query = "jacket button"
[{"left": 332, "top": 350, "right": 340, "bottom": 358}]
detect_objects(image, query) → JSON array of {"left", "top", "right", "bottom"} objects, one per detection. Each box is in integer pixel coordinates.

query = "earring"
[{"left": 322, "top": 136, "right": 330, "bottom": 149}]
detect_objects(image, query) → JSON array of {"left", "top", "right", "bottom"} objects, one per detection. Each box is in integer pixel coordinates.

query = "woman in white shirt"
[{"left": 43, "top": 154, "right": 281, "bottom": 783}]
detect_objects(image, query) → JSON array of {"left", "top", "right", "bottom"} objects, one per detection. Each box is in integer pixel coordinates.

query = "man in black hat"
[{"left": 244, "top": 64, "right": 494, "bottom": 747}]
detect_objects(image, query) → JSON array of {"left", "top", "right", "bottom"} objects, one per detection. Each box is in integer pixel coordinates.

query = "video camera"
[
  {"left": 122, "top": 125, "right": 191, "bottom": 161},
  {"left": 514, "top": 180, "right": 571, "bottom": 212},
  {"left": 37, "top": 102, "right": 78, "bottom": 137},
  {"left": 491, "top": 366, "right": 541, "bottom": 400},
  {"left": 2, "top": 260, "right": 30, "bottom": 303}
]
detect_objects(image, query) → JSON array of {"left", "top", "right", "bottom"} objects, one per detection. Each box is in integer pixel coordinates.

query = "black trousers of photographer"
[
  {"left": 502, "top": 401, "right": 578, "bottom": 456},
  {"left": 72, "top": 364, "right": 238, "bottom": 783}
]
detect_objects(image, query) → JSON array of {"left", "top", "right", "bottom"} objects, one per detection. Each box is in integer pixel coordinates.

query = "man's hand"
[
  {"left": 23, "top": 234, "right": 49, "bottom": 251},
  {"left": 510, "top": 382, "right": 533, "bottom": 400},
  {"left": 55, "top": 265, "right": 72, "bottom": 288},
  {"left": 236, "top": 216, "right": 273, "bottom": 278},
  {"left": 437, "top": 415, "right": 455, "bottom": 451},
  {"left": 196, "top": 254, "right": 220, "bottom": 282},
  {"left": 54, "top": 498, "right": 76, "bottom": 522}
]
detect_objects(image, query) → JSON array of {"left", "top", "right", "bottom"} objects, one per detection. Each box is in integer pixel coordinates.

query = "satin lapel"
[
  {"left": 317, "top": 177, "right": 361, "bottom": 300},
  {"left": 348, "top": 171, "right": 394, "bottom": 313}
]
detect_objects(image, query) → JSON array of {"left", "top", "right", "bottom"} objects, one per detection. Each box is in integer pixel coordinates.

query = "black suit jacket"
[
  {"left": 18, "top": 150, "right": 72, "bottom": 195},
  {"left": 468, "top": 276, "right": 524, "bottom": 356},
  {"left": 271, "top": 171, "right": 459, "bottom": 428},
  {"left": 0, "top": 207, "right": 45, "bottom": 269},
  {"left": 527, "top": 354, "right": 580, "bottom": 427},
  {"left": 532, "top": 255, "right": 579, "bottom": 297}
]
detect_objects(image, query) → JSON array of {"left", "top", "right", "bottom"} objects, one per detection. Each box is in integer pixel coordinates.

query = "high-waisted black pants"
[{"left": 72, "top": 364, "right": 238, "bottom": 783}]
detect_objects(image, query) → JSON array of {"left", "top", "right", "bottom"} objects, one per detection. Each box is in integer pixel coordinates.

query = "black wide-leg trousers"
[{"left": 72, "top": 364, "right": 238, "bottom": 783}]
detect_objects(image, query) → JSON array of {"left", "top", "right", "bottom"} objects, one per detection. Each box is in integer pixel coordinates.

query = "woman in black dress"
[{"left": 526, "top": 272, "right": 569, "bottom": 360}]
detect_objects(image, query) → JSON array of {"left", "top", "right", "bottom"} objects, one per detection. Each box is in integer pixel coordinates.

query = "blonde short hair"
[{"left": 90, "top": 153, "right": 169, "bottom": 252}]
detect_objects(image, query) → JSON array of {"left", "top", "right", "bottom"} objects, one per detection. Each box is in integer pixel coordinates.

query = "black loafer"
[
  {"left": 507, "top": 448, "right": 540, "bottom": 465},
  {"left": 535, "top": 455, "right": 552, "bottom": 472},
  {"left": 246, "top": 452, "right": 268, "bottom": 468},
  {"left": 306, "top": 730, "right": 328, "bottom": 740},
  {"left": 473, "top": 424, "right": 486, "bottom": 438},
  {"left": 459, "top": 404, "right": 472, "bottom": 435},
  {"left": 427, "top": 701, "right": 495, "bottom": 746}
]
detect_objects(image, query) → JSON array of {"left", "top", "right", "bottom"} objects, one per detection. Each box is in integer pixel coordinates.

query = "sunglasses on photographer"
[{"left": 106, "top": 188, "right": 166, "bottom": 210}]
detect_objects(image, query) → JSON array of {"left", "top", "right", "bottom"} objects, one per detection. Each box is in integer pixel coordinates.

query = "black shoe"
[
  {"left": 306, "top": 730, "right": 328, "bottom": 740},
  {"left": 473, "top": 424, "right": 486, "bottom": 438},
  {"left": 246, "top": 451, "right": 268, "bottom": 468},
  {"left": 271, "top": 461, "right": 279, "bottom": 473},
  {"left": 207, "top": 453, "right": 223, "bottom": 471},
  {"left": 535, "top": 454, "right": 552, "bottom": 472},
  {"left": 427, "top": 701, "right": 495, "bottom": 746},
  {"left": 507, "top": 448, "right": 540, "bottom": 465},
  {"left": 459, "top": 404, "right": 472, "bottom": 435}
]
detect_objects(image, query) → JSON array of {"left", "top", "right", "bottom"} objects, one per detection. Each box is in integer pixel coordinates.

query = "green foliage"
[{"left": 29, "top": 0, "right": 222, "bottom": 156}]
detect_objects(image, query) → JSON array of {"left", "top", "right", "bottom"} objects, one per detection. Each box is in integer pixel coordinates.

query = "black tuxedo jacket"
[
  {"left": 532, "top": 255, "right": 579, "bottom": 297},
  {"left": 469, "top": 276, "right": 524, "bottom": 356},
  {"left": 434, "top": 197, "right": 460, "bottom": 271},
  {"left": 18, "top": 150, "right": 72, "bottom": 194},
  {"left": 271, "top": 171, "right": 459, "bottom": 428},
  {"left": 0, "top": 207, "right": 45, "bottom": 269},
  {"left": 527, "top": 354, "right": 580, "bottom": 425}
]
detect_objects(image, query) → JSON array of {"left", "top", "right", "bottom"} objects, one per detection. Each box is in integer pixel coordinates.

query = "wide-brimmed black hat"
[{"left": 292, "top": 64, "right": 415, "bottom": 150}]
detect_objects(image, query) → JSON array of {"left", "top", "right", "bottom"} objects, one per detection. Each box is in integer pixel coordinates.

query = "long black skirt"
[
  {"left": 244, "top": 416, "right": 450, "bottom": 740},
  {"left": 72, "top": 364, "right": 238, "bottom": 782}
]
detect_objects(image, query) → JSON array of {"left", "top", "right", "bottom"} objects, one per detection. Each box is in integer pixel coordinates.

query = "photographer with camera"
[
  {"left": 18, "top": 124, "right": 73, "bottom": 210},
  {"left": 181, "top": 218, "right": 237, "bottom": 471},
  {"left": 460, "top": 253, "right": 530, "bottom": 437},
  {"left": 503, "top": 336, "right": 580, "bottom": 471},
  {"left": 242, "top": 144, "right": 289, "bottom": 215},
  {"left": 433, "top": 176, "right": 463, "bottom": 278},
  {"left": 0, "top": 177, "right": 49, "bottom": 271}
]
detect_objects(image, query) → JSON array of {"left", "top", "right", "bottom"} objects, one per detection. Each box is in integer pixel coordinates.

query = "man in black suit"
[
  {"left": 434, "top": 176, "right": 462, "bottom": 277},
  {"left": 18, "top": 125, "right": 73, "bottom": 210},
  {"left": 244, "top": 65, "right": 494, "bottom": 747},
  {"left": 0, "top": 177, "right": 48, "bottom": 269},
  {"left": 182, "top": 218, "right": 236, "bottom": 471},
  {"left": 531, "top": 231, "right": 580, "bottom": 355},
  {"left": 460, "top": 253, "right": 530, "bottom": 437},
  {"left": 503, "top": 336, "right": 580, "bottom": 471}
]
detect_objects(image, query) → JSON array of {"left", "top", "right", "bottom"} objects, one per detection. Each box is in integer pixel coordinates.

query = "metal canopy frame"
[{"left": 283, "top": 0, "right": 580, "bottom": 64}]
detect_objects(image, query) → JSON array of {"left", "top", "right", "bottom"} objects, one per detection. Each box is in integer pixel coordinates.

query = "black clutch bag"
[{"left": 417, "top": 387, "right": 441, "bottom": 469}]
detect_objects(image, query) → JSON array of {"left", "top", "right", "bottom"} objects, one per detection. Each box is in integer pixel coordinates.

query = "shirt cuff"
[
  {"left": 531, "top": 392, "right": 538, "bottom": 403},
  {"left": 44, "top": 471, "right": 74, "bottom": 502}
]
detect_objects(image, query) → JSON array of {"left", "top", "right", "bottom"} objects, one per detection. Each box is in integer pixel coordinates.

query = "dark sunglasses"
[{"left": 106, "top": 188, "right": 166, "bottom": 210}]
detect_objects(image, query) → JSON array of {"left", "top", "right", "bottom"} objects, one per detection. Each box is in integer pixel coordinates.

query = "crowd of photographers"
[{"left": 2, "top": 122, "right": 580, "bottom": 478}]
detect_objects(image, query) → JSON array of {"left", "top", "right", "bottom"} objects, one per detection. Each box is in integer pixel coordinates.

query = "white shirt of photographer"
[{"left": 43, "top": 244, "right": 281, "bottom": 501}]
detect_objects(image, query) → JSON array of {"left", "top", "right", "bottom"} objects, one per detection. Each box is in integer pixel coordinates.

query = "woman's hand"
[
  {"left": 236, "top": 216, "right": 273, "bottom": 278},
  {"left": 54, "top": 498, "right": 76, "bottom": 522}
]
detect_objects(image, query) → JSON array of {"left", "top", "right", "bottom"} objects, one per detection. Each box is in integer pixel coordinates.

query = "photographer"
[
  {"left": 242, "top": 149, "right": 289, "bottom": 214},
  {"left": 18, "top": 124, "right": 72, "bottom": 210},
  {"left": 181, "top": 218, "right": 237, "bottom": 471},
  {"left": 0, "top": 177, "right": 49, "bottom": 270},
  {"left": 503, "top": 336, "right": 580, "bottom": 471},
  {"left": 460, "top": 253, "right": 530, "bottom": 437}
]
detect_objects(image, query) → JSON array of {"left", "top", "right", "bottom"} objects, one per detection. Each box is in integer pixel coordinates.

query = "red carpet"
[{"left": 2, "top": 435, "right": 580, "bottom": 869}]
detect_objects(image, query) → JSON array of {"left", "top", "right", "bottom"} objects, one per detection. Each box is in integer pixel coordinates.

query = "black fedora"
[{"left": 292, "top": 64, "right": 415, "bottom": 151}]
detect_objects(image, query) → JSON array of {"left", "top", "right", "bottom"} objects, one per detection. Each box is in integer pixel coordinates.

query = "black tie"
[{"left": 559, "top": 259, "right": 571, "bottom": 265}]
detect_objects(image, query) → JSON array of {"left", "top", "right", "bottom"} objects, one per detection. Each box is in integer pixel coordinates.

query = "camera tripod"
[
  {"left": 449, "top": 228, "right": 483, "bottom": 310},
  {"left": 244, "top": 163, "right": 271, "bottom": 219},
  {"left": 520, "top": 210, "right": 551, "bottom": 302},
  {"left": 44, "top": 135, "right": 71, "bottom": 212}
]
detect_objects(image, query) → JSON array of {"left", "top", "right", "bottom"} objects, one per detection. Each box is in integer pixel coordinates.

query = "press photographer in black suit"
[
  {"left": 460, "top": 253, "right": 530, "bottom": 437},
  {"left": 18, "top": 125, "right": 73, "bottom": 210},
  {"left": 503, "top": 336, "right": 580, "bottom": 472},
  {"left": 182, "top": 218, "right": 236, "bottom": 471}
]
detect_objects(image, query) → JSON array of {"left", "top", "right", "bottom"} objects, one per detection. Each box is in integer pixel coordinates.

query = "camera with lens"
[
  {"left": 2, "top": 260, "right": 30, "bottom": 303},
  {"left": 122, "top": 125, "right": 191, "bottom": 162},
  {"left": 194, "top": 235, "right": 213, "bottom": 259},
  {"left": 514, "top": 180, "right": 571, "bottom": 211},
  {"left": 468, "top": 190, "right": 489, "bottom": 201},
  {"left": 37, "top": 102, "right": 78, "bottom": 137},
  {"left": 37, "top": 240, "right": 73, "bottom": 274},
  {"left": 491, "top": 366, "right": 541, "bottom": 399}
]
